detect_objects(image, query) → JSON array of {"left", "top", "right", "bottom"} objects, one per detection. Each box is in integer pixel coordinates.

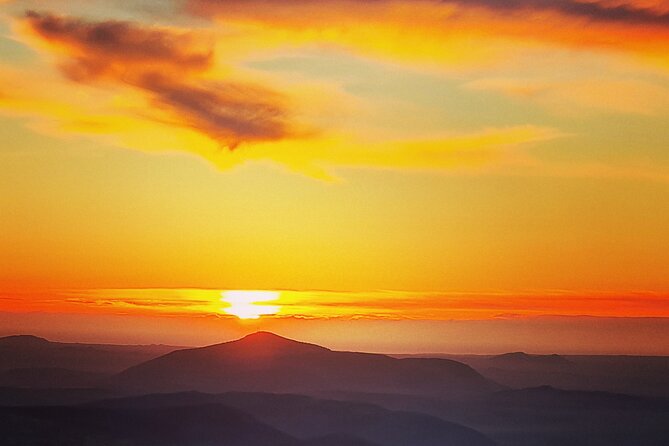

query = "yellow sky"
[{"left": 1, "top": 0, "right": 668, "bottom": 351}]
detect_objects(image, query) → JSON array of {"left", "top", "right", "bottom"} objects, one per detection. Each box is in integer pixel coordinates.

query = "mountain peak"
[
  {"left": 240, "top": 331, "right": 292, "bottom": 342},
  {"left": 0, "top": 335, "right": 50, "bottom": 346},
  {"left": 199, "top": 331, "right": 330, "bottom": 356},
  {"left": 493, "top": 352, "right": 530, "bottom": 359},
  {"left": 490, "top": 351, "right": 569, "bottom": 364},
  {"left": 114, "top": 332, "right": 497, "bottom": 397}
]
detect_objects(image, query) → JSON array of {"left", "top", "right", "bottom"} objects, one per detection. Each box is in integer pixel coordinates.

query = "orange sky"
[{"left": 1, "top": 0, "right": 668, "bottom": 353}]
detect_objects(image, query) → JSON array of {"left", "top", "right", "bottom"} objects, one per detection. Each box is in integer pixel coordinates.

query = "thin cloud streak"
[
  {"left": 191, "top": 0, "right": 669, "bottom": 27},
  {"left": 3, "top": 288, "right": 667, "bottom": 320},
  {"left": 187, "top": 0, "right": 669, "bottom": 67},
  {"left": 460, "top": 0, "right": 669, "bottom": 26}
]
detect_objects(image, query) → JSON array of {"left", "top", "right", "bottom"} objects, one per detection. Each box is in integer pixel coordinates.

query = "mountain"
[
  {"left": 2, "top": 332, "right": 666, "bottom": 446},
  {"left": 0, "top": 335, "right": 182, "bottom": 374},
  {"left": 88, "top": 391, "right": 497, "bottom": 446},
  {"left": 0, "top": 404, "right": 300, "bottom": 446},
  {"left": 114, "top": 331, "right": 499, "bottom": 398},
  {"left": 0, "top": 335, "right": 50, "bottom": 347},
  {"left": 418, "top": 353, "right": 669, "bottom": 397},
  {"left": 489, "top": 352, "right": 571, "bottom": 366},
  {"left": 215, "top": 392, "right": 497, "bottom": 446},
  {"left": 488, "top": 385, "right": 669, "bottom": 411},
  {"left": 0, "top": 386, "right": 115, "bottom": 406},
  {"left": 304, "top": 434, "right": 380, "bottom": 446},
  {"left": 318, "top": 386, "right": 669, "bottom": 446},
  {"left": 0, "top": 367, "right": 105, "bottom": 388},
  {"left": 2, "top": 390, "right": 496, "bottom": 446}
]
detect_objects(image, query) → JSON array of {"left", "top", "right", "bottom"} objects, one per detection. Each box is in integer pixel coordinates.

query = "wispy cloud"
[
  {"left": 458, "top": 0, "right": 669, "bottom": 26},
  {"left": 186, "top": 0, "right": 669, "bottom": 66},
  {"left": 21, "top": 11, "right": 299, "bottom": 149},
  {"left": 465, "top": 78, "right": 669, "bottom": 115}
]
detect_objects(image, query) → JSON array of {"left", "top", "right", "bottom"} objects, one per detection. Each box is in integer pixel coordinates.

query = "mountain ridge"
[
  {"left": 0, "top": 334, "right": 183, "bottom": 374},
  {"left": 113, "top": 331, "right": 500, "bottom": 398},
  {"left": 84, "top": 390, "right": 497, "bottom": 446}
]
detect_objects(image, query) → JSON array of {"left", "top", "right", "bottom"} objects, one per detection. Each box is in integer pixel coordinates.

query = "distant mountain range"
[
  {"left": 1, "top": 332, "right": 668, "bottom": 446},
  {"left": 397, "top": 351, "right": 669, "bottom": 398},
  {"left": 0, "top": 334, "right": 180, "bottom": 374},
  {"left": 488, "top": 351, "right": 571, "bottom": 365}
]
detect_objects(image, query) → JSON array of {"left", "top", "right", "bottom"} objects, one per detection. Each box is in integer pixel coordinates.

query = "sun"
[{"left": 220, "top": 290, "right": 281, "bottom": 319}]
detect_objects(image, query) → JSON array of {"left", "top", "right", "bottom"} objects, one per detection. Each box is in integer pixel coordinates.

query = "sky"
[{"left": 1, "top": 0, "right": 668, "bottom": 354}]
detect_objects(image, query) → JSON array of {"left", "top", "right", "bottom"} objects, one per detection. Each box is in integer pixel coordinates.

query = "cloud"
[
  {"left": 2, "top": 10, "right": 564, "bottom": 178},
  {"left": 214, "top": 125, "right": 562, "bottom": 180},
  {"left": 185, "top": 0, "right": 669, "bottom": 68},
  {"left": 24, "top": 10, "right": 213, "bottom": 77},
  {"left": 11, "top": 288, "right": 669, "bottom": 321},
  {"left": 136, "top": 73, "right": 292, "bottom": 148},
  {"left": 190, "top": 0, "right": 669, "bottom": 27},
  {"left": 21, "top": 11, "right": 297, "bottom": 149},
  {"left": 465, "top": 78, "right": 669, "bottom": 115},
  {"left": 462, "top": 0, "right": 669, "bottom": 26}
]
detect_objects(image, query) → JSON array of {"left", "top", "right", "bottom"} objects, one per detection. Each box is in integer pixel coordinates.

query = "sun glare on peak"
[{"left": 221, "top": 290, "right": 281, "bottom": 319}]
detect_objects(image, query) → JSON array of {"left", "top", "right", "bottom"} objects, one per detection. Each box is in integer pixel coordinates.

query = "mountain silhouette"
[
  {"left": 0, "top": 367, "right": 105, "bottom": 388},
  {"left": 323, "top": 385, "right": 669, "bottom": 446},
  {"left": 1, "top": 332, "right": 667, "bottom": 446},
  {"left": 0, "top": 334, "right": 181, "bottom": 374},
  {"left": 0, "top": 386, "right": 114, "bottom": 406},
  {"left": 489, "top": 352, "right": 571, "bottom": 366},
  {"left": 0, "top": 404, "right": 300, "bottom": 446},
  {"left": 0, "top": 335, "right": 51, "bottom": 346},
  {"left": 436, "top": 352, "right": 669, "bottom": 398},
  {"left": 114, "top": 332, "right": 499, "bottom": 397},
  {"left": 87, "top": 391, "right": 497, "bottom": 446},
  {"left": 489, "top": 385, "right": 669, "bottom": 411},
  {"left": 304, "top": 433, "right": 380, "bottom": 446}
]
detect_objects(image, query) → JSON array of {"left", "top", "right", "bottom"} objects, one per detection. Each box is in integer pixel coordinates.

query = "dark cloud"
[
  {"left": 23, "top": 11, "right": 295, "bottom": 148},
  {"left": 138, "top": 73, "right": 292, "bottom": 147},
  {"left": 188, "top": 0, "right": 669, "bottom": 28},
  {"left": 25, "top": 11, "right": 213, "bottom": 75},
  {"left": 461, "top": 0, "right": 669, "bottom": 27}
]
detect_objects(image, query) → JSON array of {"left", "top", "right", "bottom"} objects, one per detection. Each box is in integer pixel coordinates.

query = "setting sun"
[{"left": 220, "top": 291, "right": 281, "bottom": 320}]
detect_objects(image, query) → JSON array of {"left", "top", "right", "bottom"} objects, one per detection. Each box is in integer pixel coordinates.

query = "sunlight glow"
[{"left": 220, "top": 290, "right": 281, "bottom": 319}]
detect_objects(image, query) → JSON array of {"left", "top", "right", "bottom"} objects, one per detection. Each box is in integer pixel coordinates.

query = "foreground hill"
[
  {"left": 88, "top": 391, "right": 496, "bottom": 446},
  {"left": 0, "top": 404, "right": 300, "bottom": 446},
  {"left": 114, "top": 332, "right": 499, "bottom": 398},
  {"left": 304, "top": 434, "right": 380, "bottom": 446},
  {"left": 0, "top": 335, "right": 181, "bottom": 374}
]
